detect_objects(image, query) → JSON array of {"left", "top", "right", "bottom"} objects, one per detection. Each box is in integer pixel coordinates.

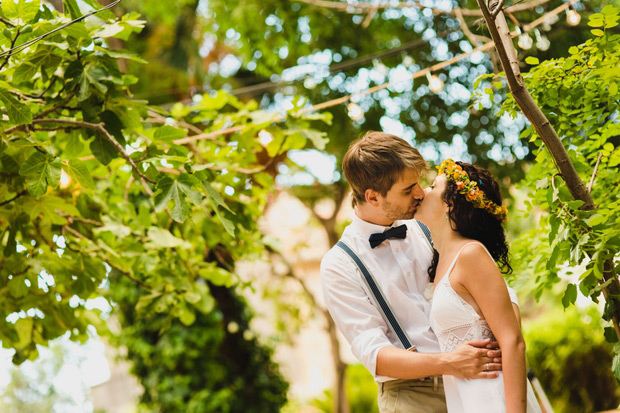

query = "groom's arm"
[{"left": 376, "top": 340, "right": 502, "bottom": 379}]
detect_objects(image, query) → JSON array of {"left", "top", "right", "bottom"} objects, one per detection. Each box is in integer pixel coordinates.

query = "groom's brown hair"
[{"left": 343, "top": 131, "right": 426, "bottom": 207}]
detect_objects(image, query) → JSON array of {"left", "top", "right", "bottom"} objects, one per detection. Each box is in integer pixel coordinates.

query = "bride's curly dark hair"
[{"left": 428, "top": 161, "right": 512, "bottom": 282}]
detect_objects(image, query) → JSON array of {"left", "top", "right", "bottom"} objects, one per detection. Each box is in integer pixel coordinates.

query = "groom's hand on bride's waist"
[{"left": 445, "top": 338, "right": 502, "bottom": 379}]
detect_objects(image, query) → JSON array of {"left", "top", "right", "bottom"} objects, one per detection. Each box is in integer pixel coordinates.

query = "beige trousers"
[{"left": 377, "top": 377, "right": 447, "bottom": 413}]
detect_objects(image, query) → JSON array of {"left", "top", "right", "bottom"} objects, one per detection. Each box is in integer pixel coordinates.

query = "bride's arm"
[{"left": 453, "top": 244, "right": 527, "bottom": 413}]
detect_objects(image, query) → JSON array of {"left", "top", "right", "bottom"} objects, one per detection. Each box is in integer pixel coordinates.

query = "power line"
[{"left": 172, "top": 0, "right": 576, "bottom": 146}]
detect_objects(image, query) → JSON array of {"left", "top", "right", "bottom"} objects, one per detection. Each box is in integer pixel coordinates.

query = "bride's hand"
[{"left": 447, "top": 339, "right": 502, "bottom": 379}]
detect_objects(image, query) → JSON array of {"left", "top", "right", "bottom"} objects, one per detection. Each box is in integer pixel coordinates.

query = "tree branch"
[
  {"left": 0, "top": 0, "right": 122, "bottom": 59},
  {"left": 587, "top": 152, "right": 603, "bottom": 193},
  {"left": 0, "top": 190, "right": 27, "bottom": 207},
  {"left": 476, "top": 0, "right": 593, "bottom": 209},
  {"left": 6, "top": 118, "right": 156, "bottom": 186},
  {"left": 0, "top": 27, "right": 20, "bottom": 71},
  {"left": 35, "top": 95, "right": 75, "bottom": 119},
  {"left": 295, "top": 0, "right": 552, "bottom": 17}
]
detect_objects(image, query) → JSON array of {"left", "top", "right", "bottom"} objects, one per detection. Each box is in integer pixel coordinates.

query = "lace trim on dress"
[{"left": 437, "top": 320, "right": 495, "bottom": 352}]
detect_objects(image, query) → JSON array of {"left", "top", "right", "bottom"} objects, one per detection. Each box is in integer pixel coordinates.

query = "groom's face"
[{"left": 378, "top": 168, "right": 425, "bottom": 221}]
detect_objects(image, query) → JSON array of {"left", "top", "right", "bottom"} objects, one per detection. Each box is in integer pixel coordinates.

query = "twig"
[
  {"left": 295, "top": 0, "right": 552, "bottom": 17},
  {"left": 34, "top": 220, "right": 57, "bottom": 252},
  {"left": 124, "top": 175, "right": 134, "bottom": 202},
  {"left": 0, "top": 0, "right": 122, "bottom": 59},
  {"left": 62, "top": 224, "right": 150, "bottom": 288},
  {"left": 35, "top": 95, "right": 74, "bottom": 119},
  {"left": 587, "top": 152, "right": 603, "bottom": 193},
  {"left": 490, "top": 0, "right": 506, "bottom": 18},
  {"left": 0, "top": 27, "right": 20, "bottom": 71},
  {"left": 362, "top": 7, "right": 378, "bottom": 28},
  {"left": 56, "top": 212, "right": 103, "bottom": 226},
  {"left": 8, "top": 90, "right": 45, "bottom": 103},
  {"left": 0, "top": 190, "right": 27, "bottom": 207},
  {"left": 7, "top": 118, "right": 155, "bottom": 186},
  {"left": 0, "top": 16, "right": 15, "bottom": 27}
]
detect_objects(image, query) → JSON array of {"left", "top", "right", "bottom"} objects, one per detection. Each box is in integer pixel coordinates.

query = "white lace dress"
[{"left": 429, "top": 242, "right": 541, "bottom": 413}]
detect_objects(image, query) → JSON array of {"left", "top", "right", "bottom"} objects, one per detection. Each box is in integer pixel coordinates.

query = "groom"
[{"left": 321, "top": 131, "right": 516, "bottom": 412}]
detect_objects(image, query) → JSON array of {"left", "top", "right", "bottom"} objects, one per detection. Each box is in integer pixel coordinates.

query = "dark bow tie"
[{"left": 368, "top": 224, "right": 408, "bottom": 249}]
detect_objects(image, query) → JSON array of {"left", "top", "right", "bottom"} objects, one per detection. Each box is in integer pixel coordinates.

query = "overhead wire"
[{"left": 172, "top": 0, "right": 578, "bottom": 146}]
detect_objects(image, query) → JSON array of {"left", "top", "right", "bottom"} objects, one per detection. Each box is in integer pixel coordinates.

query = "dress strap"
[{"left": 443, "top": 241, "right": 492, "bottom": 281}]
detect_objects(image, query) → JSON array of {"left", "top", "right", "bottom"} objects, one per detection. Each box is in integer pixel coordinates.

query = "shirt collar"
[{"left": 351, "top": 213, "right": 404, "bottom": 240}]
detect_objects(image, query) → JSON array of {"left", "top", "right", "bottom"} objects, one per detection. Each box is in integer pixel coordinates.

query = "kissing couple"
[{"left": 321, "top": 131, "right": 541, "bottom": 412}]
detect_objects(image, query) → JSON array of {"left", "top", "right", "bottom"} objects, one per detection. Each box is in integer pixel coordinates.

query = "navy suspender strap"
[
  {"left": 336, "top": 240, "right": 412, "bottom": 350},
  {"left": 416, "top": 220, "right": 434, "bottom": 249}
]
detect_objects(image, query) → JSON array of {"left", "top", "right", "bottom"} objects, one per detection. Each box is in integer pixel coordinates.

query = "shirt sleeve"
[{"left": 320, "top": 248, "right": 393, "bottom": 377}]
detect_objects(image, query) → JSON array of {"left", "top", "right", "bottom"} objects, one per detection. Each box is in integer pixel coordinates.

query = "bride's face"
[{"left": 414, "top": 174, "right": 448, "bottom": 227}]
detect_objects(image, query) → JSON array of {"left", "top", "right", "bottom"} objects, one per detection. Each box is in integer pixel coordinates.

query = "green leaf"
[
  {"left": 525, "top": 57, "right": 539, "bottom": 65},
  {"left": 613, "top": 350, "right": 620, "bottom": 383},
  {"left": 94, "top": 22, "right": 125, "bottom": 38},
  {"left": 90, "top": 135, "right": 117, "bottom": 165},
  {"left": 22, "top": 194, "right": 79, "bottom": 225},
  {"left": 2, "top": 0, "right": 40, "bottom": 22},
  {"left": 62, "top": 160, "right": 95, "bottom": 193},
  {"left": 8, "top": 275, "right": 29, "bottom": 298},
  {"left": 14, "top": 318, "right": 33, "bottom": 348},
  {"left": 591, "top": 29, "right": 605, "bottom": 37},
  {"left": 561, "top": 284, "right": 577, "bottom": 308},
  {"left": 587, "top": 214, "right": 606, "bottom": 227},
  {"left": 71, "top": 273, "right": 95, "bottom": 298},
  {"left": 177, "top": 303, "right": 196, "bottom": 326},
  {"left": 63, "top": 0, "right": 82, "bottom": 19},
  {"left": 198, "top": 267, "right": 235, "bottom": 287},
  {"left": 202, "top": 180, "right": 235, "bottom": 236},
  {"left": 0, "top": 88, "right": 33, "bottom": 125},
  {"left": 19, "top": 152, "right": 62, "bottom": 197},
  {"left": 153, "top": 125, "right": 186, "bottom": 143},
  {"left": 146, "top": 226, "right": 191, "bottom": 249},
  {"left": 153, "top": 174, "right": 202, "bottom": 223},
  {"left": 93, "top": 215, "right": 132, "bottom": 238},
  {"left": 604, "top": 327, "right": 619, "bottom": 343},
  {"left": 100, "top": 110, "right": 126, "bottom": 146},
  {"left": 303, "top": 129, "right": 328, "bottom": 150}
]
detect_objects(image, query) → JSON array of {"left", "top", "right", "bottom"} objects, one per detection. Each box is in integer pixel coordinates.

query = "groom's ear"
[{"left": 365, "top": 188, "right": 380, "bottom": 206}]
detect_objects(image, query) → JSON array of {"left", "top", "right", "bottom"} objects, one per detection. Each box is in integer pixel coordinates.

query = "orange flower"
[{"left": 456, "top": 181, "right": 465, "bottom": 190}]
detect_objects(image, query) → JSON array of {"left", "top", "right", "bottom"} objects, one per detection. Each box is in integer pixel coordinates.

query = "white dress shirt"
[{"left": 320, "top": 213, "right": 518, "bottom": 382}]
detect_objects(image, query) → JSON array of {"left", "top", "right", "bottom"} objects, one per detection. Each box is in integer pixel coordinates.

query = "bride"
[{"left": 415, "top": 159, "right": 541, "bottom": 413}]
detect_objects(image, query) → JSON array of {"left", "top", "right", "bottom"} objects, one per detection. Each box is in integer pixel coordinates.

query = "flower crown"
[{"left": 437, "top": 159, "right": 508, "bottom": 222}]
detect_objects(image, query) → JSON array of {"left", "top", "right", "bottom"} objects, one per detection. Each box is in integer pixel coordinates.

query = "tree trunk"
[
  {"left": 476, "top": 0, "right": 620, "bottom": 337},
  {"left": 325, "top": 308, "right": 349, "bottom": 413}
]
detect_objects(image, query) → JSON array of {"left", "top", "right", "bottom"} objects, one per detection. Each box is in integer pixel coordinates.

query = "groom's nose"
[{"left": 413, "top": 185, "right": 425, "bottom": 199}]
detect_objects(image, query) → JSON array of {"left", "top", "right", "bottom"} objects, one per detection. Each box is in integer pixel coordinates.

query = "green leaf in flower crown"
[
  {"left": 62, "top": 160, "right": 95, "bottom": 193},
  {"left": 154, "top": 174, "right": 202, "bottom": 223},
  {"left": 19, "top": 152, "right": 61, "bottom": 197},
  {"left": 0, "top": 88, "right": 32, "bottom": 125}
]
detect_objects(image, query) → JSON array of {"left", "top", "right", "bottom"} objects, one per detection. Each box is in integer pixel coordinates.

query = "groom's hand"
[{"left": 446, "top": 338, "right": 502, "bottom": 379}]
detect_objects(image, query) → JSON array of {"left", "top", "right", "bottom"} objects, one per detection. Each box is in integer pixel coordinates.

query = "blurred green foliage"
[
  {"left": 310, "top": 364, "right": 379, "bottom": 413},
  {"left": 524, "top": 305, "right": 620, "bottom": 412}
]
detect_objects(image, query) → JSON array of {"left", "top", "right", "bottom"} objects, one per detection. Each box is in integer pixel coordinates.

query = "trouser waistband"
[{"left": 380, "top": 376, "right": 443, "bottom": 393}]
